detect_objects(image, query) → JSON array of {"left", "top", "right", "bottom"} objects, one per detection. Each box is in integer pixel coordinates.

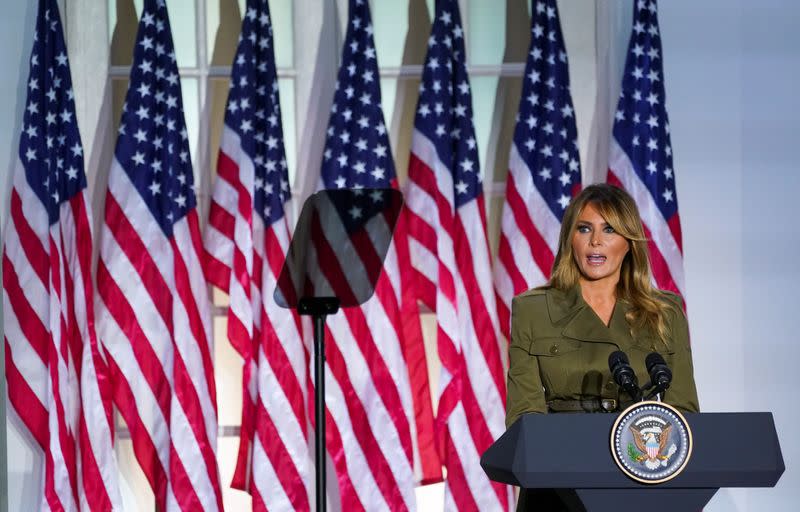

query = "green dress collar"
[{"left": 545, "top": 285, "right": 638, "bottom": 349}]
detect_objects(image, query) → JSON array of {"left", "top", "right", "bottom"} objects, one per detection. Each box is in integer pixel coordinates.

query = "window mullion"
[{"left": 194, "top": 0, "right": 211, "bottom": 232}]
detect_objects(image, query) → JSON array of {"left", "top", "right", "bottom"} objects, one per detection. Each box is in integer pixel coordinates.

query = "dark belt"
[{"left": 547, "top": 398, "right": 630, "bottom": 413}]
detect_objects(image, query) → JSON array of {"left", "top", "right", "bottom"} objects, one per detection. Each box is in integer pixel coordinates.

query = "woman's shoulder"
[
  {"left": 510, "top": 287, "right": 549, "bottom": 314},
  {"left": 653, "top": 290, "right": 688, "bottom": 329},
  {"left": 514, "top": 287, "right": 548, "bottom": 300},
  {"left": 656, "top": 289, "right": 685, "bottom": 311}
]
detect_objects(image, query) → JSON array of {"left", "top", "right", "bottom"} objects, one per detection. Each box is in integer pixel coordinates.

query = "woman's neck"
[
  {"left": 578, "top": 277, "right": 618, "bottom": 303},
  {"left": 578, "top": 278, "right": 619, "bottom": 326}
]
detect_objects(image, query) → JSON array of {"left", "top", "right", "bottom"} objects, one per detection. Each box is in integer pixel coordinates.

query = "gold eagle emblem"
[{"left": 629, "top": 423, "right": 672, "bottom": 463}]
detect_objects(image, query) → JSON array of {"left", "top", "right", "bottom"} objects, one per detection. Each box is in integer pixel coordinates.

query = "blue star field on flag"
[
  {"left": 325, "top": 188, "right": 396, "bottom": 235},
  {"left": 321, "top": 0, "right": 394, "bottom": 190},
  {"left": 414, "top": 0, "right": 481, "bottom": 208},
  {"left": 612, "top": 0, "right": 677, "bottom": 218},
  {"left": 225, "top": 0, "right": 290, "bottom": 227},
  {"left": 20, "top": 0, "right": 85, "bottom": 225},
  {"left": 114, "top": 0, "right": 196, "bottom": 237},
  {"left": 514, "top": 0, "right": 581, "bottom": 218}
]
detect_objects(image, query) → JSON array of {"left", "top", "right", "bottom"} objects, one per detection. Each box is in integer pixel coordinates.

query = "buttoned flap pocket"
[
  {"left": 527, "top": 337, "right": 582, "bottom": 357},
  {"left": 631, "top": 336, "right": 675, "bottom": 356}
]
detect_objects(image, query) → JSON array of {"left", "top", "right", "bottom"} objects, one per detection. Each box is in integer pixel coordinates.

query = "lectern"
[{"left": 481, "top": 412, "right": 784, "bottom": 512}]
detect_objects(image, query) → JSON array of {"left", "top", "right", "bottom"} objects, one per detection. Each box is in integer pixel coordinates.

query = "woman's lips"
[{"left": 586, "top": 254, "right": 606, "bottom": 266}]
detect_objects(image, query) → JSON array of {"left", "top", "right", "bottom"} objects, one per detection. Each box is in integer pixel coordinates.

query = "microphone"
[
  {"left": 644, "top": 352, "right": 673, "bottom": 400},
  {"left": 608, "top": 351, "right": 641, "bottom": 401}
]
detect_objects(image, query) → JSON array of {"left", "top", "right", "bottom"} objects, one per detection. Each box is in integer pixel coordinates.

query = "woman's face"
[{"left": 571, "top": 202, "right": 630, "bottom": 286}]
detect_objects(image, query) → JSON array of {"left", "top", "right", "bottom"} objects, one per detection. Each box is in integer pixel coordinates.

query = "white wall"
[
  {"left": 660, "top": 0, "right": 799, "bottom": 509},
  {"left": 0, "top": 2, "right": 40, "bottom": 511}
]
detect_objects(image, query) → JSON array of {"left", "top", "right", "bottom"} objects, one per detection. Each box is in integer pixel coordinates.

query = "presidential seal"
[{"left": 610, "top": 401, "right": 693, "bottom": 484}]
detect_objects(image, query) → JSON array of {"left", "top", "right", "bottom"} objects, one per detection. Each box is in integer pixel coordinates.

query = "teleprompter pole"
[
  {"left": 313, "top": 312, "right": 326, "bottom": 512},
  {"left": 275, "top": 189, "right": 403, "bottom": 511},
  {"left": 298, "top": 297, "right": 340, "bottom": 512}
]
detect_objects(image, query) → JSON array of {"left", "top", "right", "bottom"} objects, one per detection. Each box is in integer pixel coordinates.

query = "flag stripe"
[
  {"left": 4, "top": 340, "right": 49, "bottom": 445},
  {"left": 203, "top": 2, "right": 312, "bottom": 503},
  {"left": 260, "top": 308, "right": 307, "bottom": 435},
  {"left": 494, "top": 0, "right": 582, "bottom": 364},
  {"left": 405, "top": 2, "right": 512, "bottom": 507},
  {"left": 317, "top": 0, "right": 441, "bottom": 501},
  {"left": 97, "top": 256, "right": 172, "bottom": 420},
  {"left": 453, "top": 206, "right": 505, "bottom": 402},
  {"left": 9, "top": 189, "right": 49, "bottom": 286},
  {"left": 104, "top": 191, "right": 173, "bottom": 331},
  {"left": 608, "top": 142, "right": 684, "bottom": 294},
  {"left": 312, "top": 221, "right": 413, "bottom": 472},
  {"left": 608, "top": 0, "right": 685, "bottom": 299},
  {"left": 321, "top": 404, "right": 365, "bottom": 512},
  {"left": 3, "top": 253, "right": 50, "bottom": 363},
  {"left": 5, "top": 2, "right": 122, "bottom": 508},
  {"left": 502, "top": 169, "right": 556, "bottom": 279},
  {"left": 249, "top": 436, "right": 296, "bottom": 512},
  {"left": 309, "top": 211, "right": 415, "bottom": 467},
  {"left": 103, "top": 323, "right": 169, "bottom": 502},
  {"left": 253, "top": 386, "right": 310, "bottom": 512}
]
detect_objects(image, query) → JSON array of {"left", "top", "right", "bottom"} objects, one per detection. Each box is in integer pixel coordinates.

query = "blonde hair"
[{"left": 549, "top": 184, "right": 677, "bottom": 344}]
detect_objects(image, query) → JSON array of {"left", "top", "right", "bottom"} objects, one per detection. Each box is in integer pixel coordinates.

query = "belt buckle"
[{"left": 601, "top": 399, "right": 617, "bottom": 412}]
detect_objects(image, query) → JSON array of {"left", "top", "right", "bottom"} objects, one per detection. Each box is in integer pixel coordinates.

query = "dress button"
[
  {"left": 605, "top": 381, "right": 615, "bottom": 390},
  {"left": 550, "top": 345, "right": 560, "bottom": 355}
]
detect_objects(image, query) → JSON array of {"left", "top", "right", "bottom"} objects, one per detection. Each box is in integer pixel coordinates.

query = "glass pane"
[
  {"left": 108, "top": 0, "right": 197, "bottom": 67},
  {"left": 213, "top": 286, "right": 231, "bottom": 307},
  {"left": 467, "top": 0, "right": 506, "bottom": 65},
  {"left": 207, "top": 0, "right": 293, "bottom": 67},
  {"left": 207, "top": 0, "right": 242, "bottom": 66},
  {"left": 207, "top": 77, "right": 230, "bottom": 185},
  {"left": 214, "top": 316, "right": 244, "bottom": 427},
  {"left": 487, "top": 195, "right": 504, "bottom": 262},
  {"left": 374, "top": 0, "right": 433, "bottom": 67},
  {"left": 469, "top": 75, "right": 500, "bottom": 180},
  {"left": 219, "top": 437, "right": 253, "bottom": 510},
  {"left": 419, "top": 312, "right": 439, "bottom": 412},
  {"left": 116, "top": 436, "right": 155, "bottom": 512},
  {"left": 180, "top": 77, "right": 200, "bottom": 173},
  {"left": 271, "top": 0, "right": 294, "bottom": 68},
  {"left": 372, "top": 1, "right": 409, "bottom": 68},
  {"left": 278, "top": 78, "right": 297, "bottom": 188},
  {"left": 504, "top": 0, "right": 531, "bottom": 63},
  {"left": 489, "top": 75, "right": 524, "bottom": 186},
  {"left": 169, "top": 0, "right": 198, "bottom": 67},
  {"left": 388, "top": 76, "right": 422, "bottom": 185},
  {"left": 109, "top": 0, "right": 142, "bottom": 66},
  {"left": 380, "top": 77, "right": 397, "bottom": 146}
]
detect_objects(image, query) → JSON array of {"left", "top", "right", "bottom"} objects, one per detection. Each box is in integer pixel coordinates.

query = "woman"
[{"left": 505, "top": 184, "right": 699, "bottom": 510}]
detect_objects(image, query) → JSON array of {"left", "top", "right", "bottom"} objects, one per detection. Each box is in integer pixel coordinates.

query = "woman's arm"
[
  {"left": 664, "top": 295, "right": 700, "bottom": 413},
  {"left": 505, "top": 295, "right": 547, "bottom": 428}
]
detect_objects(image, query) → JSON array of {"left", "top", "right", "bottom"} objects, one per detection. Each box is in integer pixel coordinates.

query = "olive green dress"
[{"left": 505, "top": 285, "right": 700, "bottom": 511}]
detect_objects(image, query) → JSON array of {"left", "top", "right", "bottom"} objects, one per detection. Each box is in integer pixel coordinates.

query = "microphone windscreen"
[
  {"left": 608, "top": 350, "right": 630, "bottom": 371},
  {"left": 645, "top": 352, "right": 667, "bottom": 372}
]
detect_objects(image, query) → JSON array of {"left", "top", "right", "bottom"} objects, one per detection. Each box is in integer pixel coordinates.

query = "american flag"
[
  {"left": 318, "top": 0, "right": 440, "bottom": 508},
  {"left": 2, "top": 1, "right": 123, "bottom": 510},
  {"left": 3, "top": 0, "right": 121, "bottom": 510},
  {"left": 494, "top": 0, "right": 582, "bottom": 339},
  {"left": 204, "top": 0, "right": 313, "bottom": 510},
  {"left": 404, "top": 0, "right": 512, "bottom": 510},
  {"left": 608, "top": 0, "right": 684, "bottom": 297},
  {"left": 95, "top": 0, "right": 223, "bottom": 510}
]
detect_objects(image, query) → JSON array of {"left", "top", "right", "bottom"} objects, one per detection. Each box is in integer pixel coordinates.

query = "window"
[{"left": 75, "top": 0, "right": 602, "bottom": 509}]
